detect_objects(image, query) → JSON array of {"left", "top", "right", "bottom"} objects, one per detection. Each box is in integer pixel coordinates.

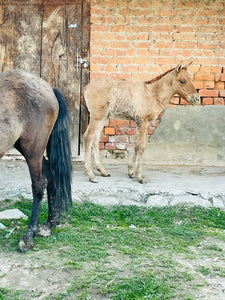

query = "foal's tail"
[{"left": 47, "top": 88, "right": 72, "bottom": 212}]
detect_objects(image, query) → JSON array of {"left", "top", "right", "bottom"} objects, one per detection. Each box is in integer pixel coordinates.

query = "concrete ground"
[{"left": 0, "top": 159, "right": 224, "bottom": 210}]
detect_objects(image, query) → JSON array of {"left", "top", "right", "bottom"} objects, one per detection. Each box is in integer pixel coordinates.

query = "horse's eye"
[{"left": 180, "top": 80, "right": 186, "bottom": 84}]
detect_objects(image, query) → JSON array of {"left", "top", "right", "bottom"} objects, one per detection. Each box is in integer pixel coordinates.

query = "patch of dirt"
[
  {"left": 0, "top": 250, "right": 75, "bottom": 299},
  {"left": 1, "top": 238, "right": 225, "bottom": 299},
  {"left": 173, "top": 237, "right": 225, "bottom": 299}
]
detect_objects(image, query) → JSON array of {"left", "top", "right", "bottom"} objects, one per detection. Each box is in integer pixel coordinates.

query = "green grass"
[{"left": 1, "top": 199, "right": 225, "bottom": 299}]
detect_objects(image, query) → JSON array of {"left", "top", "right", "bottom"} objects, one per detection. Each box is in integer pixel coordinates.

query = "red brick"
[
  {"left": 212, "top": 66, "right": 222, "bottom": 73},
  {"left": 194, "top": 74, "right": 214, "bottom": 81},
  {"left": 180, "top": 98, "right": 190, "bottom": 105},
  {"left": 176, "top": 41, "right": 196, "bottom": 49},
  {"left": 104, "top": 127, "right": 115, "bottom": 135},
  {"left": 90, "top": 57, "right": 109, "bottom": 64},
  {"left": 105, "top": 49, "right": 116, "bottom": 56},
  {"left": 193, "top": 81, "right": 204, "bottom": 89},
  {"left": 219, "top": 90, "right": 225, "bottom": 97},
  {"left": 111, "top": 25, "right": 130, "bottom": 32},
  {"left": 109, "top": 135, "right": 128, "bottom": 143},
  {"left": 115, "top": 128, "right": 126, "bottom": 135},
  {"left": 155, "top": 57, "right": 176, "bottom": 65},
  {"left": 126, "top": 128, "right": 136, "bottom": 135},
  {"left": 99, "top": 135, "right": 109, "bottom": 143},
  {"left": 199, "top": 89, "right": 219, "bottom": 97},
  {"left": 102, "top": 0, "right": 117, "bottom": 8},
  {"left": 202, "top": 98, "right": 213, "bottom": 105},
  {"left": 147, "top": 127, "right": 155, "bottom": 135},
  {"left": 214, "top": 98, "right": 224, "bottom": 105},
  {"left": 109, "top": 119, "right": 130, "bottom": 127},
  {"left": 128, "top": 65, "right": 138, "bottom": 72},
  {"left": 204, "top": 81, "right": 215, "bottom": 89},
  {"left": 215, "top": 82, "right": 224, "bottom": 89},
  {"left": 170, "top": 97, "right": 180, "bottom": 105},
  {"left": 105, "top": 143, "right": 116, "bottom": 150},
  {"left": 91, "top": 24, "right": 109, "bottom": 32},
  {"left": 151, "top": 119, "right": 160, "bottom": 127},
  {"left": 199, "top": 66, "right": 212, "bottom": 74},
  {"left": 215, "top": 74, "right": 221, "bottom": 81},
  {"left": 130, "top": 120, "right": 137, "bottom": 127},
  {"left": 221, "top": 74, "right": 225, "bottom": 81},
  {"left": 99, "top": 143, "right": 105, "bottom": 150},
  {"left": 111, "top": 41, "right": 130, "bottom": 48}
]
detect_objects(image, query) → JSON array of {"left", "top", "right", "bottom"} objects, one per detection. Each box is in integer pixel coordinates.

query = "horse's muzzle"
[{"left": 189, "top": 94, "right": 200, "bottom": 105}]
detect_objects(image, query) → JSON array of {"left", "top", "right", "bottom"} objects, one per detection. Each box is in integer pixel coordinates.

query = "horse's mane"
[{"left": 144, "top": 67, "right": 176, "bottom": 85}]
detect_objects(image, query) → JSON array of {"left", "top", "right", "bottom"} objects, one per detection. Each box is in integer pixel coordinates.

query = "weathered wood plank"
[
  {"left": 41, "top": 4, "right": 83, "bottom": 157},
  {"left": 0, "top": 3, "right": 41, "bottom": 74}
]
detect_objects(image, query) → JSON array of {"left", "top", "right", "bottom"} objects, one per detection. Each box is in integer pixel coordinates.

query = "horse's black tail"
[{"left": 47, "top": 88, "right": 72, "bottom": 212}]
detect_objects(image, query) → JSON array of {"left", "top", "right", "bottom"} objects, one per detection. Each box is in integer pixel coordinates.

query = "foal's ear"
[{"left": 176, "top": 64, "right": 183, "bottom": 73}]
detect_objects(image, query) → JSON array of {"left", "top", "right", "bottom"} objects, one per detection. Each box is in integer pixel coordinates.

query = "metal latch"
[
  {"left": 79, "top": 58, "right": 88, "bottom": 68},
  {"left": 76, "top": 49, "right": 88, "bottom": 71}
]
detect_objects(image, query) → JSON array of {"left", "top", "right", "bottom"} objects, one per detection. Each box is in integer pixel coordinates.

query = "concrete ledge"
[
  {"left": 144, "top": 106, "right": 225, "bottom": 166},
  {"left": 0, "top": 161, "right": 224, "bottom": 210}
]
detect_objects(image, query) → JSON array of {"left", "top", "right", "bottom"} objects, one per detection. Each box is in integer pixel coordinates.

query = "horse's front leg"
[
  {"left": 18, "top": 174, "right": 46, "bottom": 252},
  {"left": 128, "top": 147, "right": 137, "bottom": 178},
  {"left": 134, "top": 122, "right": 148, "bottom": 184}
]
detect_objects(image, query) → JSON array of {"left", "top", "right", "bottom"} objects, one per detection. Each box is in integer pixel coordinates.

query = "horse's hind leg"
[
  {"left": 15, "top": 140, "right": 46, "bottom": 252},
  {"left": 93, "top": 119, "right": 110, "bottom": 178},
  {"left": 18, "top": 158, "right": 46, "bottom": 252},
  {"left": 37, "top": 157, "right": 60, "bottom": 237}
]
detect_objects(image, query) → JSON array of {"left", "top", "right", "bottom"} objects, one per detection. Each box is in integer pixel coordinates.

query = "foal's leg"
[
  {"left": 84, "top": 117, "right": 103, "bottom": 182},
  {"left": 128, "top": 147, "right": 138, "bottom": 178},
  {"left": 93, "top": 119, "right": 110, "bottom": 177},
  {"left": 136, "top": 122, "right": 149, "bottom": 183},
  {"left": 129, "top": 121, "right": 148, "bottom": 183}
]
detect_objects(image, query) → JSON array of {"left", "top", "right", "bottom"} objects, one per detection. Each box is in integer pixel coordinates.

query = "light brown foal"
[{"left": 83, "top": 63, "right": 200, "bottom": 183}]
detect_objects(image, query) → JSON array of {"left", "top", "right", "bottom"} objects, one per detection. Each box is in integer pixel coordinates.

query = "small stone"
[
  {"left": 0, "top": 223, "right": 6, "bottom": 229},
  {"left": 129, "top": 224, "right": 136, "bottom": 229},
  {"left": 0, "top": 209, "right": 28, "bottom": 220}
]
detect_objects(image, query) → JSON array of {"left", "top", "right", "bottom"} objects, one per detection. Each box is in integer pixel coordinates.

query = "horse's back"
[
  {"left": 0, "top": 69, "right": 59, "bottom": 157},
  {"left": 0, "top": 69, "right": 58, "bottom": 110}
]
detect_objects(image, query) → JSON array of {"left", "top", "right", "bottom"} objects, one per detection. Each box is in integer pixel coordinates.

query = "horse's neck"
[{"left": 147, "top": 73, "right": 175, "bottom": 108}]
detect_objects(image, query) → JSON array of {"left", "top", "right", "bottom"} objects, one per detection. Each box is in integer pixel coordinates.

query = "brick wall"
[{"left": 90, "top": 0, "right": 225, "bottom": 155}]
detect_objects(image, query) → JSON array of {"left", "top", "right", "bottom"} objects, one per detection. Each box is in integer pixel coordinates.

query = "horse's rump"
[{"left": 0, "top": 69, "right": 59, "bottom": 156}]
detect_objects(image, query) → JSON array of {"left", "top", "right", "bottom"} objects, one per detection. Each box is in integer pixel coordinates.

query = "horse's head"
[{"left": 173, "top": 62, "right": 200, "bottom": 105}]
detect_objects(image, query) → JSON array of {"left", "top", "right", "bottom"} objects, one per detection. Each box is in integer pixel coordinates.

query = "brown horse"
[
  {"left": 0, "top": 69, "right": 72, "bottom": 252},
  {"left": 83, "top": 63, "right": 200, "bottom": 183}
]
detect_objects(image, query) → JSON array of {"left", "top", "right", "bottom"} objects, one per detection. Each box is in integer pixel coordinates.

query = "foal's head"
[{"left": 172, "top": 63, "right": 200, "bottom": 105}]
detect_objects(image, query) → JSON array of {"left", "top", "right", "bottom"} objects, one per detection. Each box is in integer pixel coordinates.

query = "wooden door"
[{"left": 0, "top": 0, "right": 90, "bottom": 158}]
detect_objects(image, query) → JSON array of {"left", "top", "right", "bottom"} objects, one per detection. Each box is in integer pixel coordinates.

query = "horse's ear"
[{"left": 176, "top": 64, "right": 183, "bottom": 73}]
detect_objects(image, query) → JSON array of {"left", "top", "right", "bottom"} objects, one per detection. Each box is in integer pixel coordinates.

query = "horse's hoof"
[
  {"left": 37, "top": 224, "right": 52, "bottom": 237},
  {"left": 17, "top": 238, "right": 34, "bottom": 253},
  {"left": 89, "top": 177, "right": 98, "bottom": 183},
  {"left": 138, "top": 177, "right": 148, "bottom": 184},
  {"left": 102, "top": 173, "right": 110, "bottom": 177},
  {"left": 97, "top": 168, "right": 110, "bottom": 177},
  {"left": 128, "top": 173, "right": 134, "bottom": 178}
]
